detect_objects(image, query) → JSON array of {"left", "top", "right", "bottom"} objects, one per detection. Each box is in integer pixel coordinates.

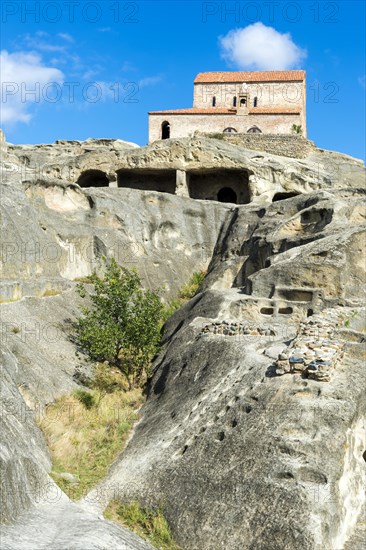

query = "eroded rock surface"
[
  {"left": 1, "top": 133, "right": 365, "bottom": 549},
  {"left": 94, "top": 297, "right": 365, "bottom": 549},
  {"left": 0, "top": 344, "right": 154, "bottom": 549}
]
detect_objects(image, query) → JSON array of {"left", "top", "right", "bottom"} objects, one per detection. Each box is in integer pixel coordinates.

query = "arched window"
[
  {"left": 233, "top": 96, "right": 237, "bottom": 107},
  {"left": 223, "top": 127, "right": 237, "bottom": 133},
  {"left": 247, "top": 126, "right": 262, "bottom": 134},
  {"left": 253, "top": 97, "right": 258, "bottom": 107},
  {"left": 161, "top": 121, "right": 170, "bottom": 140},
  {"left": 212, "top": 96, "right": 216, "bottom": 107}
]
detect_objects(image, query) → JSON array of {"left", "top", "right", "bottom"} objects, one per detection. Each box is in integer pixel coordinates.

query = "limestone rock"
[
  {"left": 0, "top": 346, "right": 153, "bottom": 549},
  {"left": 95, "top": 298, "right": 366, "bottom": 549},
  {"left": 1, "top": 133, "right": 365, "bottom": 549}
]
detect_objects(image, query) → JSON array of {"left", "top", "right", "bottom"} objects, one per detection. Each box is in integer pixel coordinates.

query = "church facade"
[{"left": 148, "top": 70, "right": 306, "bottom": 142}]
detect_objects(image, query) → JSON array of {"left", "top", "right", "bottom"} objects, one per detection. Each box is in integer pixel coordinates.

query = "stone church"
[{"left": 148, "top": 70, "right": 306, "bottom": 142}]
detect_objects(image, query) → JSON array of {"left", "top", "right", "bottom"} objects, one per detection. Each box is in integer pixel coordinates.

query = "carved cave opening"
[
  {"left": 272, "top": 191, "right": 300, "bottom": 202},
  {"left": 117, "top": 169, "right": 176, "bottom": 194},
  {"left": 77, "top": 169, "right": 109, "bottom": 188},
  {"left": 188, "top": 169, "right": 251, "bottom": 204}
]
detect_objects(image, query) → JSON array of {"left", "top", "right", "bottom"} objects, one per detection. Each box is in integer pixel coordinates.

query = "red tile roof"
[
  {"left": 194, "top": 71, "right": 305, "bottom": 83},
  {"left": 248, "top": 107, "right": 301, "bottom": 114},
  {"left": 149, "top": 108, "right": 235, "bottom": 115},
  {"left": 149, "top": 107, "right": 301, "bottom": 115}
]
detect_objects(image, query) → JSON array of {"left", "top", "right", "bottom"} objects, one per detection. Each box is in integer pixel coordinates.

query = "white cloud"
[
  {"left": 219, "top": 22, "right": 307, "bottom": 71},
  {"left": 121, "top": 61, "right": 137, "bottom": 72},
  {"left": 138, "top": 76, "right": 162, "bottom": 88},
  {"left": 58, "top": 32, "right": 74, "bottom": 43},
  {"left": 0, "top": 50, "right": 64, "bottom": 125},
  {"left": 82, "top": 69, "right": 101, "bottom": 80},
  {"left": 89, "top": 81, "right": 118, "bottom": 102},
  {"left": 23, "top": 33, "right": 66, "bottom": 53}
]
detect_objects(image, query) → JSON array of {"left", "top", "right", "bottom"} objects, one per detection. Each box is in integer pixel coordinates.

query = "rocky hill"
[{"left": 0, "top": 132, "right": 365, "bottom": 549}]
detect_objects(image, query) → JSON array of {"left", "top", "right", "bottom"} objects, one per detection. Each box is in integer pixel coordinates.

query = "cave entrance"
[
  {"left": 188, "top": 169, "right": 251, "bottom": 204},
  {"left": 77, "top": 169, "right": 109, "bottom": 188},
  {"left": 161, "top": 121, "right": 170, "bottom": 140},
  {"left": 272, "top": 191, "right": 300, "bottom": 202},
  {"left": 217, "top": 187, "right": 237, "bottom": 204},
  {"left": 117, "top": 169, "right": 176, "bottom": 194}
]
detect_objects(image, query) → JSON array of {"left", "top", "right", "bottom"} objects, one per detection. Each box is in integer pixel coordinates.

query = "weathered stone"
[{"left": 0, "top": 133, "right": 365, "bottom": 550}]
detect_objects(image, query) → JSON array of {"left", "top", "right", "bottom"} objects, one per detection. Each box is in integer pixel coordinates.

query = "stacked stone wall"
[{"left": 197, "top": 133, "right": 316, "bottom": 159}]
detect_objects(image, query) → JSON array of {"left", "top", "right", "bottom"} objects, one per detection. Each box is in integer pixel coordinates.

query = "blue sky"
[{"left": 1, "top": 1, "right": 365, "bottom": 160}]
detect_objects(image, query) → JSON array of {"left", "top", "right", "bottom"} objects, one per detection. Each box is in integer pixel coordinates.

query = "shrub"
[
  {"left": 74, "top": 258, "right": 164, "bottom": 389},
  {"left": 291, "top": 124, "right": 302, "bottom": 135},
  {"left": 74, "top": 389, "right": 95, "bottom": 409}
]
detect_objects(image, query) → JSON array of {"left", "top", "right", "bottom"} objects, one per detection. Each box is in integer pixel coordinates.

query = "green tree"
[{"left": 74, "top": 259, "right": 164, "bottom": 389}]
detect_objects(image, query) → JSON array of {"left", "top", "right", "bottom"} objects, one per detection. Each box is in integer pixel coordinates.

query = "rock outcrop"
[
  {"left": 78, "top": 139, "right": 365, "bottom": 549},
  {"left": 1, "top": 132, "right": 365, "bottom": 549},
  {"left": 0, "top": 344, "right": 154, "bottom": 549},
  {"left": 1, "top": 178, "right": 228, "bottom": 302}
]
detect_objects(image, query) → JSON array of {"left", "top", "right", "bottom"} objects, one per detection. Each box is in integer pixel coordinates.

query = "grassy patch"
[
  {"left": 104, "top": 500, "right": 181, "bottom": 550},
  {"left": 179, "top": 271, "right": 205, "bottom": 300},
  {"left": 209, "top": 133, "right": 226, "bottom": 140},
  {"left": 39, "top": 384, "right": 144, "bottom": 500},
  {"left": 42, "top": 289, "right": 62, "bottom": 297},
  {"left": 162, "top": 270, "right": 206, "bottom": 321},
  {"left": 73, "top": 276, "right": 94, "bottom": 283}
]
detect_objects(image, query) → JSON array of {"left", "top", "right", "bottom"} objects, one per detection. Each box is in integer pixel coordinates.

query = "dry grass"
[
  {"left": 42, "top": 289, "right": 62, "bottom": 297},
  {"left": 73, "top": 276, "right": 92, "bottom": 283},
  {"left": 39, "top": 386, "right": 144, "bottom": 500}
]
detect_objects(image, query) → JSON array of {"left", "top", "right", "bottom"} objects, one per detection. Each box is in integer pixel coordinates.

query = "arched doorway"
[
  {"left": 161, "top": 121, "right": 170, "bottom": 140},
  {"left": 77, "top": 169, "right": 109, "bottom": 187},
  {"left": 223, "top": 127, "right": 237, "bottom": 133},
  {"left": 217, "top": 187, "right": 237, "bottom": 204}
]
